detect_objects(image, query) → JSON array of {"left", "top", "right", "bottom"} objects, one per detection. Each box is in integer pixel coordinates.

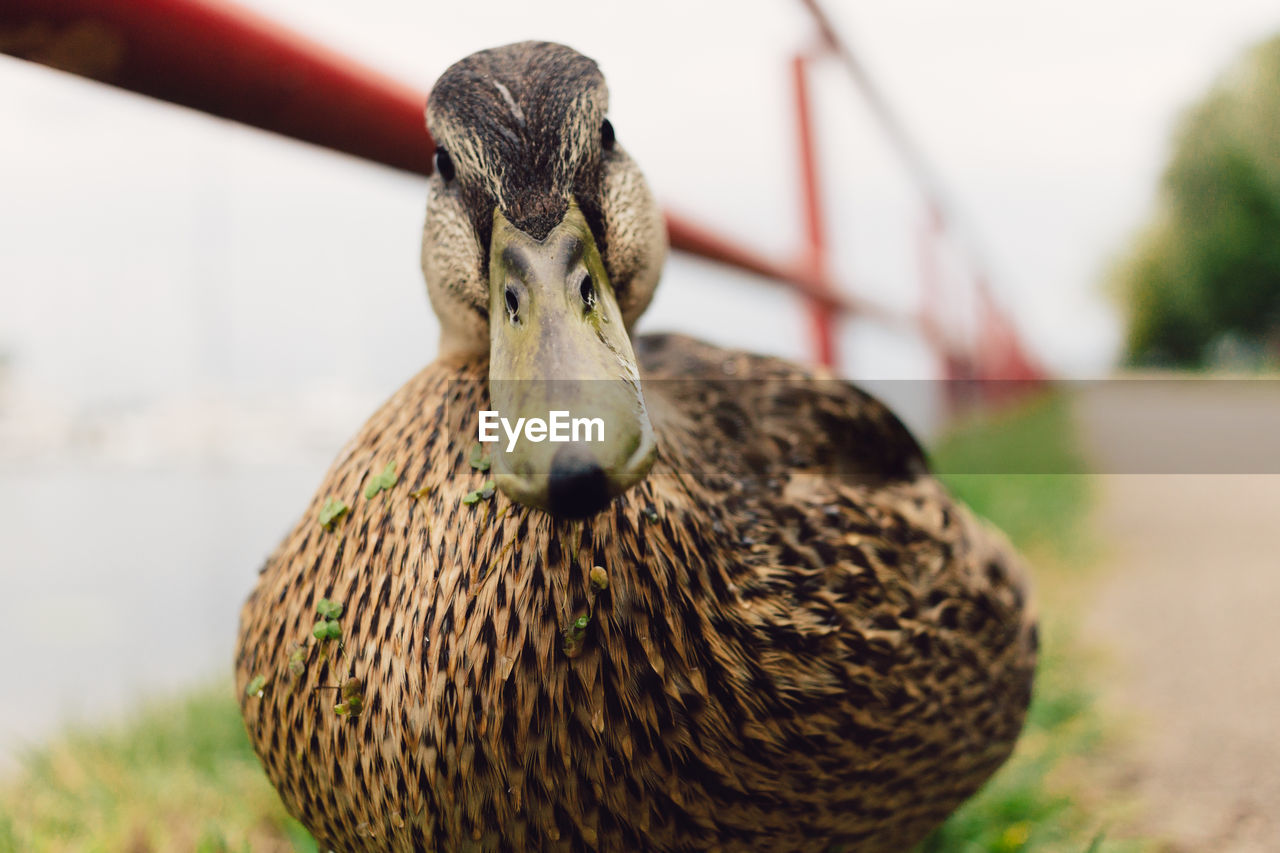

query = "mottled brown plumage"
[{"left": 236, "top": 41, "right": 1036, "bottom": 853}]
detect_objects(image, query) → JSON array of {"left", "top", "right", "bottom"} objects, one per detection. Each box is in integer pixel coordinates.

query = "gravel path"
[{"left": 1078, "top": 387, "right": 1280, "bottom": 853}]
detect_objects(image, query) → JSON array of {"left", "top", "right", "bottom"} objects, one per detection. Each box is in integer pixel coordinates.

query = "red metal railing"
[
  {"left": 1, "top": 0, "right": 1044, "bottom": 386},
  {"left": 0, "top": 0, "right": 432, "bottom": 174},
  {"left": 794, "top": 0, "right": 1044, "bottom": 384},
  {"left": 791, "top": 49, "right": 838, "bottom": 368}
]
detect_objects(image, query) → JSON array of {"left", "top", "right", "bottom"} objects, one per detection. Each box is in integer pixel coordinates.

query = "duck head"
[{"left": 423, "top": 41, "right": 667, "bottom": 519}]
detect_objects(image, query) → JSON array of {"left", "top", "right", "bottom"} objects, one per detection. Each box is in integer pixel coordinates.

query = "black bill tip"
[{"left": 547, "top": 445, "right": 612, "bottom": 519}]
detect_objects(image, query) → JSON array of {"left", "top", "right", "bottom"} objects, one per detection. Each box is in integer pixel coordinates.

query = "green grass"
[
  {"left": 0, "top": 687, "right": 310, "bottom": 853},
  {"left": 0, "top": 391, "right": 1142, "bottom": 851},
  {"left": 930, "top": 393, "right": 1093, "bottom": 560}
]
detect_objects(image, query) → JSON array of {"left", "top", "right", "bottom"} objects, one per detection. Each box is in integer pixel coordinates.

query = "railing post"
[{"left": 792, "top": 51, "right": 838, "bottom": 369}]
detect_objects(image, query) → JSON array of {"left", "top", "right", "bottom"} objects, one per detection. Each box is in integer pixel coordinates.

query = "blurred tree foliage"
[{"left": 1115, "top": 33, "right": 1280, "bottom": 367}]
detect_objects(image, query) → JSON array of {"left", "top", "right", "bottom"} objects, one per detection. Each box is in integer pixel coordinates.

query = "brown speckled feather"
[{"left": 236, "top": 333, "right": 1036, "bottom": 852}]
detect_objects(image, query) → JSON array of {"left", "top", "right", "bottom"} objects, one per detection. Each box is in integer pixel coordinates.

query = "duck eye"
[
  {"left": 435, "top": 148, "right": 455, "bottom": 182},
  {"left": 579, "top": 273, "right": 596, "bottom": 310},
  {"left": 600, "top": 119, "right": 615, "bottom": 151},
  {"left": 504, "top": 286, "right": 519, "bottom": 322}
]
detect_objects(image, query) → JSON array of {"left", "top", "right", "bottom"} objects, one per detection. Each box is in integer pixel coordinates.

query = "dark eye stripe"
[{"left": 435, "top": 148, "right": 456, "bottom": 181}]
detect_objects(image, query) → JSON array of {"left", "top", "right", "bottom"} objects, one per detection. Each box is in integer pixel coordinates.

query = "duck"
[{"left": 236, "top": 40, "right": 1037, "bottom": 853}]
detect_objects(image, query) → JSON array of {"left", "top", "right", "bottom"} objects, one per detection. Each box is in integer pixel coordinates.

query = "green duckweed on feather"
[
  {"left": 313, "top": 620, "right": 341, "bottom": 641},
  {"left": 364, "top": 461, "right": 398, "bottom": 499},
  {"left": 318, "top": 497, "right": 348, "bottom": 530},
  {"left": 316, "top": 598, "right": 343, "bottom": 619},
  {"left": 463, "top": 479, "right": 496, "bottom": 506},
  {"left": 562, "top": 613, "right": 591, "bottom": 658}
]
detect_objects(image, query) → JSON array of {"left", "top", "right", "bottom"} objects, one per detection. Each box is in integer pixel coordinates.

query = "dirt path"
[{"left": 1077, "top": 390, "right": 1280, "bottom": 853}]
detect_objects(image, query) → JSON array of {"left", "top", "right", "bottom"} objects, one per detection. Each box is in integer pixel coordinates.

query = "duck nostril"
[
  {"left": 505, "top": 286, "right": 519, "bottom": 322},
  {"left": 579, "top": 273, "right": 596, "bottom": 312}
]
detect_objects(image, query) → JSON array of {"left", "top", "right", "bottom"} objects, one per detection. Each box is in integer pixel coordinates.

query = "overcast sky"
[{"left": 5, "top": 0, "right": 1280, "bottom": 410}]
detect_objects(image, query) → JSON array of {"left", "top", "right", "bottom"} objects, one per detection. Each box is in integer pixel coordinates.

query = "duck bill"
[{"left": 486, "top": 201, "right": 656, "bottom": 518}]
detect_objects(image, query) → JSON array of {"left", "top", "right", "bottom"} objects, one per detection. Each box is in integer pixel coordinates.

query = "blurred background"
[{"left": 3, "top": 0, "right": 1280, "bottom": 850}]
